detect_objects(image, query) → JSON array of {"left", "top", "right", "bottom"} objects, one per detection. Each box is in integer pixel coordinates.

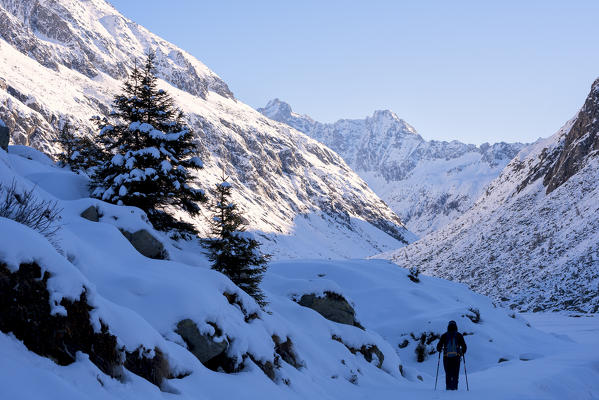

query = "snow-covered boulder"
[
  {"left": 120, "top": 229, "right": 167, "bottom": 260},
  {"left": 0, "top": 218, "right": 177, "bottom": 389},
  {"left": 298, "top": 292, "right": 362, "bottom": 328},
  {"left": 80, "top": 205, "right": 100, "bottom": 222},
  {"left": 175, "top": 319, "right": 228, "bottom": 365}
]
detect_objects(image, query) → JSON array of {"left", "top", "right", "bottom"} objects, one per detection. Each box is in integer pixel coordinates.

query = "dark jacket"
[{"left": 436, "top": 331, "right": 467, "bottom": 357}]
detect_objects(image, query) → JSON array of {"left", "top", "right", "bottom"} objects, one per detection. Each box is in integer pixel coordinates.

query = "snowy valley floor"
[
  {"left": 1, "top": 312, "right": 597, "bottom": 399},
  {"left": 382, "top": 313, "right": 599, "bottom": 400}
]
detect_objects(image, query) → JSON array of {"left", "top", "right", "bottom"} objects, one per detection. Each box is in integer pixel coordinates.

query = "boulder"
[
  {"left": 176, "top": 319, "right": 228, "bottom": 364},
  {"left": 80, "top": 205, "right": 99, "bottom": 222},
  {"left": 121, "top": 229, "right": 166, "bottom": 259},
  {"left": 0, "top": 120, "right": 9, "bottom": 151},
  {"left": 298, "top": 291, "right": 362, "bottom": 328}
]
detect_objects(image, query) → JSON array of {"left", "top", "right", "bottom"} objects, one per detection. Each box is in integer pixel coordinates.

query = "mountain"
[
  {"left": 378, "top": 78, "right": 599, "bottom": 313},
  {"left": 0, "top": 0, "right": 414, "bottom": 259},
  {"left": 258, "top": 99, "right": 525, "bottom": 236}
]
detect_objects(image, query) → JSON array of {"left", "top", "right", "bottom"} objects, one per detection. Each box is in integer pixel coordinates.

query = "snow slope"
[
  {"left": 258, "top": 99, "right": 525, "bottom": 236},
  {"left": 379, "top": 78, "right": 599, "bottom": 313},
  {"left": 0, "top": 0, "right": 414, "bottom": 259},
  {"left": 3, "top": 144, "right": 594, "bottom": 399}
]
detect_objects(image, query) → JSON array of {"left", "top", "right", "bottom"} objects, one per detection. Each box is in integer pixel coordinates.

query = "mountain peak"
[
  {"left": 369, "top": 109, "right": 418, "bottom": 135},
  {"left": 259, "top": 98, "right": 293, "bottom": 120},
  {"left": 371, "top": 109, "right": 399, "bottom": 120}
]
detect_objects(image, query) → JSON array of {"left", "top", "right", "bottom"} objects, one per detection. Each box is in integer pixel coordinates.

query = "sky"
[{"left": 108, "top": 1, "right": 599, "bottom": 145}]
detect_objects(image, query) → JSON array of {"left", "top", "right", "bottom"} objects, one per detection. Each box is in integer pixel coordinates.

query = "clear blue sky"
[{"left": 109, "top": 0, "right": 599, "bottom": 145}]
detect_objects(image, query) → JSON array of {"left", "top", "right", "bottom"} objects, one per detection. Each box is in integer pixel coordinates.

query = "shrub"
[
  {"left": 0, "top": 180, "right": 62, "bottom": 240},
  {"left": 407, "top": 266, "right": 420, "bottom": 283}
]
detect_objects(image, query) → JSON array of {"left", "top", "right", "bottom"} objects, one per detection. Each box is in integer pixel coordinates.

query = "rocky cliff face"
[
  {"left": 0, "top": 0, "right": 233, "bottom": 99},
  {"left": 0, "top": 0, "right": 414, "bottom": 259},
  {"left": 378, "top": 78, "right": 599, "bottom": 313},
  {"left": 259, "top": 99, "right": 525, "bottom": 236},
  {"left": 544, "top": 78, "right": 599, "bottom": 193}
]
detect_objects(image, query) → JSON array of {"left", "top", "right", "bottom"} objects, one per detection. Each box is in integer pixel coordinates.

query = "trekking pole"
[
  {"left": 434, "top": 351, "right": 440, "bottom": 390},
  {"left": 463, "top": 354, "right": 469, "bottom": 391}
]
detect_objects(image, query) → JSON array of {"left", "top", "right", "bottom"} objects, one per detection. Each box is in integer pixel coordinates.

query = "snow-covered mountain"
[
  {"left": 258, "top": 99, "right": 525, "bottom": 236},
  {"left": 379, "top": 78, "right": 599, "bottom": 313},
  {"left": 0, "top": 0, "right": 414, "bottom": 259}
]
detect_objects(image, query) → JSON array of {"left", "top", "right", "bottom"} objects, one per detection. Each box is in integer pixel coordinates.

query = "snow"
[
  {"left": 0, "top": 1, "right": 597, "bottom": 397},
  {"left": 0, "top": 147, "right": 598, "bottom": 399},
  {"left": 258, "top": 99, "right": 525, "bottom": 236}
]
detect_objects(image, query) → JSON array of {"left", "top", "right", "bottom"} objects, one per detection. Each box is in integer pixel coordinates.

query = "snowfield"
[{"left": 0, "top": 145, "right": 598, "bottom": 399}]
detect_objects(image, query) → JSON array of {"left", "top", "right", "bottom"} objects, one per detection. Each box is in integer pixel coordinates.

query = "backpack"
[{"left": 445, "top": 333, "right": 460, "bottom": 358}]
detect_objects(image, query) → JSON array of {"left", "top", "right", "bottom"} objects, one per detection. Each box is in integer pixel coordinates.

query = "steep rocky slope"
[
  {"left": 379, "top": 78, "right": 599, "bottom": 313},
  {"left": 258, "top": 99, "right": 525, "bottom": 236},
  {"left": 0, "top": 0, "right": 414, "bottom": 258}
]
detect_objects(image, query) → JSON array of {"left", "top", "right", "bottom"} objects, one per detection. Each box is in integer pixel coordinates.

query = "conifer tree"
[
  {"left": 54, "top": 123, "right": 103, "bottom": 173},
  {"left": 204, "top": 178, "right": 270, "bottom": 307},
  {"left": 90, "top": 51, "right": 206, "bottom": 234}
]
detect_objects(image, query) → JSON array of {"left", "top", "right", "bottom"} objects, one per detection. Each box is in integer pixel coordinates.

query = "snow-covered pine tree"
[
  {"left": 54, "top": 123, "right": 103, "bottom": 173},
  {"left": 203, "top": 179, "right": 270, "bottom": 307},
  {"left": 54, "top": 123, "right": 78, "bottom": 168},
  {"left": 90, "top": 51, "right": 206, "bottom": 235}
]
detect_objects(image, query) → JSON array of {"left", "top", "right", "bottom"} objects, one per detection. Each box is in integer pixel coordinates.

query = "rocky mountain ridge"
[{"left": 258, "top": 99, "right": 525, "bottom": 236}]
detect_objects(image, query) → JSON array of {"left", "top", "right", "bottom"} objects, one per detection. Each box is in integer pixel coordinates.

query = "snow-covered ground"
[{"left": 1, "top": 144, "right": 598, "bottom": 399}]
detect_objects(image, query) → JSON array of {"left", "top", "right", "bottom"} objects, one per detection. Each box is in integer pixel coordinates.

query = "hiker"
[{"left": 436, "top": 320, "right": 467, "bottom": 390}]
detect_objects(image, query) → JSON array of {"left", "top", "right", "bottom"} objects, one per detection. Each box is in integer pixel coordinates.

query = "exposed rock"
[
  {"left": 223, "top": 291, "right": 259, "bottom": 323},
  {"left": 80, "top": 205, "right": 99, "bottom": 222},
  {"left": 175, "top": 319, "right": 228, "bottom": 364},
  {"left": 0, "top": 261, "right": 174, "bottom": 389},
  {"left": 298, "top": 291, "right": 362, "bottom": 328},
  {"left": 121, "top": 229, "right": 166, "bottom": 259},
  {"left": 0, "top": 262, "right": 122, "bottom": 378},
  {"left": 0, "top": 120, "right": 8, "bottom": 151},
  {"left": 332, "top": 335, "right": 384, "bottom": 369},
  {"left": 249, "top": 355, "right": 277, "bottom": 381},
  {"left": 124, "top": 347, "right": 171, "bottom": 388},
  {"left": 544, "top": 78, "right": 599, "bottom": 193},
  {"left": 273, "top": 335, "right": 302, "bottom": 369}
]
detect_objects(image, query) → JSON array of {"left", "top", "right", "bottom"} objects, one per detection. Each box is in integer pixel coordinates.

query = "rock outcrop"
[
  {"left": 80, "top": 205, "right": 100, "bottom": 222},
  {"left": 121, "top": 229, "right": 166, "bottom": 260},
  {"left": 298, "top": 292, "right": 362, "bottom": 328},
  {"left": 544, "top": 78, "right": 599, "bottom": 193},
  {"left": 0, "top": 119, "right": 8, "bottom": 150},
  {"left": 176, "top": 319, "right": 228, "bottom": 365},
  {"left": 0, "top": 261, "right": 172, "bottom": 388}
]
